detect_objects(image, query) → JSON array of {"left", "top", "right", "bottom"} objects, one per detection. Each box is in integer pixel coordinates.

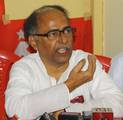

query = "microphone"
[{"left": 39, "top": 112, "right": 56, "bottom": 120}]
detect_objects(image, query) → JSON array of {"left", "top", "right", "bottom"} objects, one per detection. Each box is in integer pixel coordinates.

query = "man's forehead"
[
  {"left": 38, "top": 9, "right": 66, "bottom": 19},
  {"left": 37, "top": 10, "right": 68, "bottom": 25}
]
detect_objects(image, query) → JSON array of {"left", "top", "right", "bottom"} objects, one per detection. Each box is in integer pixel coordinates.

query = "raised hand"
[{"left": 65, "top": 55, "right": 96, "bottom": 92}]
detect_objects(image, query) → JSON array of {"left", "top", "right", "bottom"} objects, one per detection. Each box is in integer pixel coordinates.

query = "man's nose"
[{"left": 58, "top": 32, "right": 68, "bottom": 44}]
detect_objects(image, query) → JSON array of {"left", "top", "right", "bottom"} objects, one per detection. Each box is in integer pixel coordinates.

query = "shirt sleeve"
[
  {"left": 5, "top": 62, "right": 70, "bottom": 120},
  {"left": 66, "top": 59, "right": 123, "bottom": 118}
]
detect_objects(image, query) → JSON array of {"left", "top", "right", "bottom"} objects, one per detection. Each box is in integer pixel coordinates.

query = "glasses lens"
[
  {"left": 47, "top": 26, "right": 75, "bottom": 40},
  {"left": 64, "top": 27, "right": 72, "bottom": 34},
  {"left": 63, "top": 27, "right": 74, "bottom": 38},
  {"left": 48, "top": 30, "right": 59, "bottom": 40}
]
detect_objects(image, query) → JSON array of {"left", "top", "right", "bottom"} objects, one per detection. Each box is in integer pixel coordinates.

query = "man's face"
[{"left": 34, "top": 10, "right": 73, "bottom": 66}]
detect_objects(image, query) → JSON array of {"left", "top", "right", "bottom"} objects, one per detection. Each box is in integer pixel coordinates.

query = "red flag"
[{"left": 70, "top": 17, "right": 93, "bottom": 53}]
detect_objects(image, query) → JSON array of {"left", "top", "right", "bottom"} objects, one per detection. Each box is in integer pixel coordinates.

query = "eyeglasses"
[{"left": 31, "top": 26, "right": 75, "bottom": 40}]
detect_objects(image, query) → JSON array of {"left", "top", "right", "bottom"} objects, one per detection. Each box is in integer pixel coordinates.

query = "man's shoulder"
[
  {"left": 13, "top": 53, "right": 39, "bottom": 67},
  {"left": 72, "top": 50, "right": 90, "bottom": 59},
  {"left": 70, "top": 50, "right": 90, "bottom": 66}
]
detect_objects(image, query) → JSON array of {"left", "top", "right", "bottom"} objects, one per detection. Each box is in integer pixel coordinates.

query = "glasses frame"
[{"left": 31, "top": 26, "right": 76, "bottom": 40}]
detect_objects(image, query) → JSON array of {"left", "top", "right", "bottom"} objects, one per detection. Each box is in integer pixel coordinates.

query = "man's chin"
[
  {"left": 55, "top": 58, "right": 70, "bottom": 65},
  {"left": 54, "top": 51, "right": 72, "bottom": 65}
]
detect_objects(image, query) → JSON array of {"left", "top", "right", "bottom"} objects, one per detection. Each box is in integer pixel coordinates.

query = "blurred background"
[{"left": 0, "top": 0, "right": 123, "bottom": 57}]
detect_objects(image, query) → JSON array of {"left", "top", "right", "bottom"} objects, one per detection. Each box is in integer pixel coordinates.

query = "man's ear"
[{"left": 28, "top": 36, "right": 37, "bottom": 51}]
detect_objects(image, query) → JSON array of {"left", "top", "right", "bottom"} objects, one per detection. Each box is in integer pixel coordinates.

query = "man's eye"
[
  {"left": 48, "top": 31, "right": 58, "bottom": 37},
  {"left": 64, "top": 28, "right": 72, "bottom": 34}
]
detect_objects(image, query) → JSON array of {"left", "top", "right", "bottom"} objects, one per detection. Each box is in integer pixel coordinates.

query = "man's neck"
[{"left": 44, "top": 62, "right": 69, "bottom": 80}]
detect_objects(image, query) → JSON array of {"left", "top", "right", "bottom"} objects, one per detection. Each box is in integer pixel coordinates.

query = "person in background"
[
  {"left": 5, "top": 5, "right": 123, "bottom": 120},
  {"left": 109, "top": 52, "right": 123, "bottom": 92}
]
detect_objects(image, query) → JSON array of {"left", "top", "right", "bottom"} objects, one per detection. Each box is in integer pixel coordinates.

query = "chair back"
[
  {"left": 0, "top": 50, "right": 20, "bottom": 120},
  {"left": 96, "top": 55, "right": 111, "bottom": 73}
]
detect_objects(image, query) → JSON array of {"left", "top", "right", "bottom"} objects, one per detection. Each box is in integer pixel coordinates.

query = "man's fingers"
[
  {"left": 87, "top": 55, "right": 96, "bottom": 73},
  {"left": 73, "top": 59, "right": 86, "bottom": 72},
  {"left": 92, "top": 55, "right": 96, "bottom": 73}
]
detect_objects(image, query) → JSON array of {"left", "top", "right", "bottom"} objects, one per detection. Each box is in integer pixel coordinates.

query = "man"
[
  {"left": 5, "top": 5, "right": 123, "bottom": 120},
  {"left": 109, "top": 52, "right": 123, "bottom": 92}
]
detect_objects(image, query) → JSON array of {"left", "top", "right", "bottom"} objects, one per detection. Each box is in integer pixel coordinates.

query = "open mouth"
[{"left": 57, "top": 47, "right": 70, "bottom": 54}]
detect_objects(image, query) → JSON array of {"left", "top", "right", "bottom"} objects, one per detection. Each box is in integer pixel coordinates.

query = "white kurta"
[
  {"left": 5, "top": 50, "right": 123, "bottom": 120},
  {"left": 109, "top": 52, "right": 123, "bottom": 92}
]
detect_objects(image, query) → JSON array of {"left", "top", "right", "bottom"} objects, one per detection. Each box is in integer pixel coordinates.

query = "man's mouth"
[{"left": 56, "top": 47, "right": 70, "bottom": 54}]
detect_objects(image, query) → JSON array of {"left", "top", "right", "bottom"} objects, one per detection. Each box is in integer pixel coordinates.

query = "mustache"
[{"left": 56, "top": 45, "right": 72, "bottom": 51}]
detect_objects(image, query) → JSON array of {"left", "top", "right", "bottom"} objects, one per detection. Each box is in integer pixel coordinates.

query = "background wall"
[
  {"left": 5, "top": 0, "right": 91, "bottom": 19},
  {"left": 103, "top": 0, "right": 123, "bottom": 57},
  {"left": 92, "top": 0, "right": 103, "bottom": 55}
]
